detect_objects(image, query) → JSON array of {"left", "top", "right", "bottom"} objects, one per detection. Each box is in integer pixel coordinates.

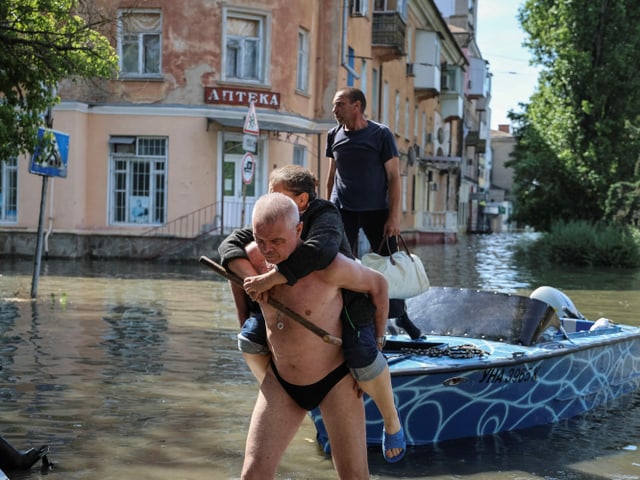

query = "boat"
[{"left": 311, "top": 286, "right": 640, "bottom": 451}]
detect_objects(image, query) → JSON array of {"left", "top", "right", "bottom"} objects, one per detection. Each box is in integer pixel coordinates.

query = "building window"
[
  {"left": 351, "top": 0, "right": 368, "bottom": 16},
  {"left": 394, "top": 91, "right": 400, "bottom": 134},
  {"left": 223, "top": 9, "right": 269, "bottom": 84},
  {"left": 109, "top": 137, "right": 167, "bottom": 226},
  {"left": 374, "top": 0, "right": 387, "bottom": 10},
  {"left": 371, "top": 68, "right": 379, "bottom": 120},
  {"left": 293, "top": 145, "right": 306, "bottom": 167},
  {"left": 382, "top": 81, "right": 389, "bottom": 126},
  {"left": 374, "top": 0, "right": 407, "bottom": 16},
  {"left": 347, "top": 47, "right": 355, "bottom": 87},
  {"left": 0, "top": 158, "right": 18, "bottom": 223},
  {"left": 421, "top": 111, "right": 427, "bottom": 151},
  {"left": 360, "top": 59, "right": 367, "bottom": 97},
  {"left": 405, "top": 99, "right": 410, "bottom": 139},
  {"left": 118, "top": 10, "right": 162, "bottom": 78},
  {"left": 296, "top": 29, "right": 309, "bottom": 93}
]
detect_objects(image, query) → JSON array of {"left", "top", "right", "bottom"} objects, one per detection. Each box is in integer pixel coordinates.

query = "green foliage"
[
  {"left": 0, "top": 0, "right": 118, "bottom": 161},
  {"left": 519, "top": 220, "right": 640, "bottom": 268},
  {"left": 604, "top": 180, "right": 640, "bottom": 228},
  {"left": 509, "top": 0, "right": 640, "bottom": 230}
]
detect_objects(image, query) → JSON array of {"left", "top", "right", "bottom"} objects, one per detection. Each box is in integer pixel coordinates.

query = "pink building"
[{"left": 1, "top": 0, "right": 492, "bottom": 258}]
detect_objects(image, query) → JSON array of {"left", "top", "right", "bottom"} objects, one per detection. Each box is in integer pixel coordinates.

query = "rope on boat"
[{"left": 398, "top": 344, "right": 489, "bottom": 359}]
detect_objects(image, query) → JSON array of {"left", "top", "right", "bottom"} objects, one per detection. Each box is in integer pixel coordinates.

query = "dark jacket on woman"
[
  {"left": 218, "top": 198, "right": 374, "bottom": 326},
  {"left": 218, "top": 198, "right": 353, "bottom": 285}
]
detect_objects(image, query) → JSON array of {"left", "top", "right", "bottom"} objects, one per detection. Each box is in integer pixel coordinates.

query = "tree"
[
  {"left": 0, "top": 0, "right": 118, "bottom": 161},
  {"left": 508, "top": 0, "right": 640, "bottom": 230}
]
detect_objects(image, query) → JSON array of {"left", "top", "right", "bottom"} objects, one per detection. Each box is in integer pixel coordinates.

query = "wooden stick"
[{"left": 199, "top": 256, "right": 342, "bottom": 346}]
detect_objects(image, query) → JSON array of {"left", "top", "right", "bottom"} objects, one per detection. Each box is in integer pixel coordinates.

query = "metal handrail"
[
  {"left": 142, "top": 200, "right": 253, "bottom": 239},
  {"left": 142, "top": 203, "right": 222, "bottom": 238}
]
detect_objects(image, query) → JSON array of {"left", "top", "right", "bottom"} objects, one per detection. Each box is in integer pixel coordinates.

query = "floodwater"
[{"left": 0, "top": 232, "right": 639, "bottom": 480}]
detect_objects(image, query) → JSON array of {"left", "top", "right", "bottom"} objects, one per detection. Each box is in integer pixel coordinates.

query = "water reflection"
[
  {"left": 102, "top": 304, "right": 168, "bottom": 376},
  {"left": 0, "top": 233, "right": 639, "bottom": 480}
]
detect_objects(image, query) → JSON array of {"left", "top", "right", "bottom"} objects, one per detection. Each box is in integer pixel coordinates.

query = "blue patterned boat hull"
[{"left": 311, "top": 288, "right": 640, "bottom": 450}]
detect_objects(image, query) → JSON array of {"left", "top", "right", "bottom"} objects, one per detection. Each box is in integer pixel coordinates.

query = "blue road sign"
[{"left": 29, "top": 128, "right": 70, "bottom": 178}]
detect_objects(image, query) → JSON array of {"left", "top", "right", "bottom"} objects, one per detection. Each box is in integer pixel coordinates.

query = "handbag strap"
[
  {"left": 373, "top": 235, "right": 415, "bottom": 265},
  {"left": 397, "top": 235, "right": 415, "bottom": 261}
]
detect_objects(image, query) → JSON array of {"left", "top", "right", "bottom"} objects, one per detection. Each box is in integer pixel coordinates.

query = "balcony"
[
  {"left": 413, "top": 63, "right": 440, "bottom": 99},
  {"left": 412, "top": 30, "right": 440, "bottom": 98},
  {"left": 441, "top": 92, "right": 464, "bottom": 120},
  {"left": 467, "top": 57, "right": 490, "bottom": 99},
  {"left": 372, "top": 11, "right": 406, "bottom": 61},
  {"left": 420, "top": 211, "right": 458, "bottom": 233},
  {"left": 440, "top": 65, "right": 464, "bottom": 120}
]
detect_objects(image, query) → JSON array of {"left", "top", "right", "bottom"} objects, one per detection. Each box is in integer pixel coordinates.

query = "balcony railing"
[
  {"left": 420, "top": 211, "right": 458, "bottom": 232},
  {"left": 372, "top": 11, "right": 406, "bottom": 58}
]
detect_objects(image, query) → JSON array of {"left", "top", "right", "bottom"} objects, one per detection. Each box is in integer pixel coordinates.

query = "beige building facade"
[{"left": 1, "top": 0, "right": 492, "bottom": 258}]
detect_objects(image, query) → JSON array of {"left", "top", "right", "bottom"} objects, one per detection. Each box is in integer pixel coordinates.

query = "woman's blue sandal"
[{"left": 382, "top": 427, "right": 406, "bottom": 463}]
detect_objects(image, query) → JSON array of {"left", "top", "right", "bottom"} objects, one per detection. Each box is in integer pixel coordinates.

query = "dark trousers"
[{"left": 339, "top": 208, "right": 406, "bottom": 318}]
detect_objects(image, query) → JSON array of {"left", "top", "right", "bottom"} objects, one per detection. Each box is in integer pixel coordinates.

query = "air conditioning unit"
[{"left": 406, "top": 63, "right": 415, "bottom": 77}]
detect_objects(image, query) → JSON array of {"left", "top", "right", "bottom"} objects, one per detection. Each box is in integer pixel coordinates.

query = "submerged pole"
[{"left": 31, "top": 175, "right": 48, "bottom": 298}]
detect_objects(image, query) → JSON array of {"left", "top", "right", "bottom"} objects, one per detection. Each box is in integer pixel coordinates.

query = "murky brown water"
[{"left": 1, "top": 233, "right": 639, "bottom": 480}]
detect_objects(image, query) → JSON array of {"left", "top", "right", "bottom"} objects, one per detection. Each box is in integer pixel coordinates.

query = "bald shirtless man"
[{"left": 240, "top": 192, "right": 389, "bottom": 480}]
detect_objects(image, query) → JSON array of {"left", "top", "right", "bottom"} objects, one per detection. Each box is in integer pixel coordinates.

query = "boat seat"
[{"left": 560, "top": 318, "right": 593, "bottom": 333}]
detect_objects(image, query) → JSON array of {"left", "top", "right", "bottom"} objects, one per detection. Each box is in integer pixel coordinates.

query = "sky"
[{"left": 476, "top": 1, "right": 540, "bottom": 130}]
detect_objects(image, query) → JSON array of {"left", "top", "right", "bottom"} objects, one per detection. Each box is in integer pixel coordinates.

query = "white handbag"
[{"left": 361, "top": 235, "right": 430, "bottom": 299}]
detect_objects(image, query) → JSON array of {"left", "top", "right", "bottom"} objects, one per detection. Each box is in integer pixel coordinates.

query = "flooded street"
[{"left": 1, "top": 233, "right": 639, "bottom": 480}]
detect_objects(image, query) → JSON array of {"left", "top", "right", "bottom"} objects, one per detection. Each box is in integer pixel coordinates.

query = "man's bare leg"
[
  {"left": 241, "top": 368, "right": 307, "bottom": 480},
  {"left": 356, "top": 365, "right": 404, "bottom": 460},
  {"left": 319, "top": 375, "right": 369, "bottom": 480}
]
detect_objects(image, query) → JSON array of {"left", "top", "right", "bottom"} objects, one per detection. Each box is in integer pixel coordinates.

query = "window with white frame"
[
  {"left": 109, "top": 137, "right": 167, "bottom": 225},
  {"left": 347, "top": 47, "right": 355, "bottom": 87},
  {"left": 118, "top": 10, "right": 162, "bottom": 78},
  {"left": 382, "top": 81, "right": 389, "bottom": 126},
  {"left": 404, "top": 99, "right": 410, "bottom": 139},
  {"left": 421, "top": 111, "right": 427, "bottom": 151},
  {"left": 360, "top": 59, "right": 367, "bottom": 97},
  {"left": 351, "top": 0, "right": 368, "bottom": 16},
  {"left": 0, "top": 158, "right": 18, "bottom": 223},
  {"left": 371, "top": 68, "right": 379, "bottom": 120},
  {"left": 394, "top": 91, "right": 400, "bottom": 134},
  {"left": 293, "top": 145, "right": 306, "bottom": 167},
  {"left": 296, "top": 28, "right": 309, "bottom": 93},
  {"left": 374, "top": 0, "right": 407, "bottom": 16},
  {"left": 223, "top": 9, "right": 269, "bottom": 83}
]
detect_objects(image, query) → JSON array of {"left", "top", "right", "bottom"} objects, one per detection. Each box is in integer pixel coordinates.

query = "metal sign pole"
[
  {"left": 31, "top": 175, "right": 48, "bottom": 298},
  {"left": 27, "top": 98, "right": 70, "bottom": 297},
  {"left": 241, "top": 182, "right": 247, "bottom": 227},
  {"left": 30, "top": 97, "right": 58, "bottom": 299}
]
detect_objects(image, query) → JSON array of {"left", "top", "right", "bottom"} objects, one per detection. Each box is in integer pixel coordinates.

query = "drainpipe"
[{"left": 342, "top": 0, "right": 360, "bottom": 80}]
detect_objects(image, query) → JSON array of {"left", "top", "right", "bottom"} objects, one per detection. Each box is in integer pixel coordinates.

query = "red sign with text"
[{"left": 204, "top": 87, "right": 280, "bottom": 109}]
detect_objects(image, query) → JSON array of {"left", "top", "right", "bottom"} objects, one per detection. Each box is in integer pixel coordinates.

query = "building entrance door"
[{"left": 222, "top": 152, "right": 258, "bottom": 230}]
